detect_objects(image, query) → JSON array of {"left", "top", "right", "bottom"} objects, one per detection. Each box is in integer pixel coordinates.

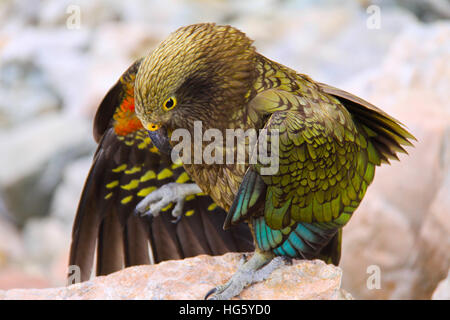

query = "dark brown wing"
[
  {"left": 69, "top": 60, "right": 253, "bottom": 282},
  {"left": 318, "top": 82, "right": 416, "bottom": 164}
]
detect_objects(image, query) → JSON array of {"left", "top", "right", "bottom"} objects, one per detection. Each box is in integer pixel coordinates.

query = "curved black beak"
[{"left": 147, "top": 126, "right": 172, "bottom": 155}]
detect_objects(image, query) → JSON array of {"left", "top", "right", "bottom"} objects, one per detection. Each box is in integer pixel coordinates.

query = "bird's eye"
[
  {"left": 147, "top": 123, "right": 160, "bottom": 131},
  {"left": 163, "top": 97, "right": 177, "bottom": 111}
]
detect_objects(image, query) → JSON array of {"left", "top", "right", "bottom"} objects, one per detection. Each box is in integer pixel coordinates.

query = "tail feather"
[
  {"left": 318, "top": 82, "right": 416, "bottom": 165},
  {"left": 123, "top": 215, "right": 151, "bottom": 266},
  {"left": 318, "top": 228, "right": 342, "bottom": 266},
  {"left": 96, "top": 212, "right": 124, "bottom": 276}
]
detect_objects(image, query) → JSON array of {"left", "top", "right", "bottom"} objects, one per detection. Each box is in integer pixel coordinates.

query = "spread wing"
[
  {"left": 69, "top": 60, "right": 253, "bottom": 281},
  {"left": 225, "top": 86, "right": 415, "bottom": 265}
]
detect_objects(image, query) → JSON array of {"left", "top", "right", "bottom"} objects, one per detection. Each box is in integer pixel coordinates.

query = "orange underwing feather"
[{"left": 113, "top": 80, "right": 143, "bottom": 137}]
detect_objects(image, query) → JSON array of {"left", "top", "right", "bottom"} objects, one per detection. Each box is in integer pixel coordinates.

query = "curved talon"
[
  {"left": 171, "top": 215, "right": 182, "bottom": 224},
  {"left": 141, "top": 208, "right": 156, "bottom": 218},
  {"left": 204, "top": 287, "right": 218, "bottom": 300},
  {"left": 282, "top": 256, "right": 293, "bottom": 265}
]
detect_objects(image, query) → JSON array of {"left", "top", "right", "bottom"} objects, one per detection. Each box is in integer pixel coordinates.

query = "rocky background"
[{"left": 0, "top": 0, "right": 449, "bottom": 299}]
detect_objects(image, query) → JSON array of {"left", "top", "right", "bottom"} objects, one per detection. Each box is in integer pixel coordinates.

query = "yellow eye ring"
[
  {"left": 147, "top": 123, "right": 160, "bottom": 131},
  {"left": 163, "top": 97, "right": 177, "bottom": 111}
]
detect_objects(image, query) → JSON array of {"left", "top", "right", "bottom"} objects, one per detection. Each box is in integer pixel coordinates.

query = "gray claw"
[
  {"left": 135, "top": 182, "right": 202, "bottom": 219},
  {"left": 205, "top": 251, "right": 276, "bottom": 300},
  {"left": 171, "top": 215, "right": 182, "bottom": 224},
  {"left": 204, "top": 288, "right": 217, "bottom": 300}
]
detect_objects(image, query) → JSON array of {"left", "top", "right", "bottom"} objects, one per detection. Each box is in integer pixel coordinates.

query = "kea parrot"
[
  {"left": 69, "top": 57, "right": 254, "bottom": 282},
  {"left": 130, "top": 23, "right": 415, "bottom": 299}
]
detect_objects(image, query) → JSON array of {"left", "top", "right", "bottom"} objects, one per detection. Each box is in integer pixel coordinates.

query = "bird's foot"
[
  {"left": 135, "top": 182, "right": 202, "bottom": 221},
  {"left": 205, "top": 251, "right": 284, "bottom": 300}
]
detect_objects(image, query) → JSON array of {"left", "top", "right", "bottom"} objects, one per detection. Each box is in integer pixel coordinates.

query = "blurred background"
[{"left": 0, "top": 0, "right": 449, "bottom": 299}]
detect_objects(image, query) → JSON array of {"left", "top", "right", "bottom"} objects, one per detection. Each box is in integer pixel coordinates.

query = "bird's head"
[{"left": 134, "top": 23, "right": 256, "bottom": 153}]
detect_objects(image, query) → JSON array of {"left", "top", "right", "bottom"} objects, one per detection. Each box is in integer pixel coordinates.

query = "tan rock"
[
  {"left": 0, "top": 253, "right": 352, "bottom": 300},
  {"left": 340, "top": 22, "right": 450, "bottom": 299},
  {"left": 411, "top": 131, "right": 450, "bottom": 299}
]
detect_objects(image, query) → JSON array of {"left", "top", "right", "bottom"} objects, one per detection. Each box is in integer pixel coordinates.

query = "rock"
[
  {"left": 0, "top": 27, "right": 90, "bottom": 119},
  {"left": 0, "top": 60, "right": 61, "bottom": 127},
  {"left": 10, "top": 156, "right": 94, "bottom": 288},
  {"left": 22, "top": 218, "right": 69, "bottom": 275},
  {"left": 410, "top": 128, "right": 450, "bottom": 298},
  {"left": 38, "top": 0, "right": 120, "bottom": 28},
  {"left": 395, "top": 0, "right": 450, "bottom": 22},
  {"left": 0, "top": 253, "right": 352, "bottom": 300},
  {"left": 0, "top": 113, "right": 93, "bottom": 224},
  {"left": 0, "top": 216, "right": 54, "bottom": 291},
  {"left": 0, "top": 216, "right": 24, "bottom": 270},
  {"left": 432, "top": 269, "right": 450, "bottom": 300},
  {"left": 241, "top": 2, "right": 417, "bottom": 86},
  {"left": 340, "top": 22, "right": 450, "bottom": 299},
  {"left": 49, "top": 156, "right": 92, "bottom": 225}
]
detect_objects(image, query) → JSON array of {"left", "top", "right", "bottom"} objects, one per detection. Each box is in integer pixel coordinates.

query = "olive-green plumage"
[{"left": 134, "top": 23, "right": 415, "bottom": 296}]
